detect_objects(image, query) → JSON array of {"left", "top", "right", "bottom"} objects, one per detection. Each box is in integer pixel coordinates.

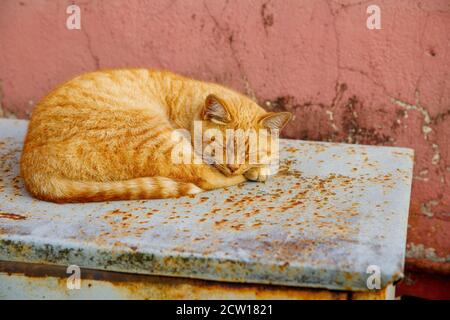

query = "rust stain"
[
  {"left": 0, "top": 261, "right": 349, "bottom": 300},
  {"left": 0, "top": 212, "right": 26, "bottom": 220}
]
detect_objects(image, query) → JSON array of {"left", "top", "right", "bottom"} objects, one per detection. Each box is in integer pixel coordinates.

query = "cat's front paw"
[{"left": 244, "top": 166, "right": 272, "bottom": 182}]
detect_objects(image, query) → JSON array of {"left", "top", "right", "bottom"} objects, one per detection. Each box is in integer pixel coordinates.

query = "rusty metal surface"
[
  {"left": 0, "top": 119, "right": 414, "bottom": 291},
  {"left": 0, "top": 261, "right": 348, "bottom": 300}
]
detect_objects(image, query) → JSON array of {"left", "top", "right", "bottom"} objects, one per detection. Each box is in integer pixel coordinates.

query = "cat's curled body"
[{"left": 21, "top": 69, "right": 291, "bottom": 203}]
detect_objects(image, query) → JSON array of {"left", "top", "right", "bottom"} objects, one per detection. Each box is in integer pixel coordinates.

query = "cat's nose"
[{"left": 227, "top": 164, "right": 240, "bottom": 173}]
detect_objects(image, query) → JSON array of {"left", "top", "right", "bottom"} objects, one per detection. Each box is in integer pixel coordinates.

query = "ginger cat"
[{"left": 21, "top": 69, "right": 291, "bottom": 203}]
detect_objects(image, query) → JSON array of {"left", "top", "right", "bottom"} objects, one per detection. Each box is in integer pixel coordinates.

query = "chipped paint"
[
  {"left": 391, "top": 94, "right": 432, "bottom": 133},
  {"left": 391, "top": 93, "right": 442, "bottom": 167},
  {"left": 0, "top": 119, "right": 414, "bottom": 291},
  {"left": 406, "top": 243, "right": 450, "bottom": 264},
  {"left": 420, "top": 200, "right": 438, "bottom": 218}
]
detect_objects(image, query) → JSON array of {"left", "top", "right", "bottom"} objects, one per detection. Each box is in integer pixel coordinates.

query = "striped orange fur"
[{"left": 21, "top": 69, "right": 291, "bottom": 203}]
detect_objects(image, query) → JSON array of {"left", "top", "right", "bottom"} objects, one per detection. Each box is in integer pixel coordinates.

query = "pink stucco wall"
[{"left": 0, "top": 0, "right": 449, "bottom": 279}]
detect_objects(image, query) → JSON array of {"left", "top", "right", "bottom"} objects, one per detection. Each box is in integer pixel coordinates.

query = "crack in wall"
[
  {"left": 82, "top": 25, "right": 100, "bottom": 70},
  {"left": 325, "top": 1, "right": 391, "bottom": 99},
  {"left": 260, "top": 0, "right": 274, "bottom": 36},
  {"left": 329, "top": 0, "right": 373, "bottom": 11},
  {"left": 326, "top": 82, "right": 348, "bottom": 136},
  {"left": 326, "top": 0, "right": 342, "bottom": 87},
  {"left": 339, "top": 65, "right": 391, "bottom": 97},
  {"left": 202, "top": 0, "right": 256, "bottom": 100}
]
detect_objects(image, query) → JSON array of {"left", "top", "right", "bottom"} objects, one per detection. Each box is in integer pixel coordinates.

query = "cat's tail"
[{"left": 26, "top": 176, "right": 203, "bottom": 203}]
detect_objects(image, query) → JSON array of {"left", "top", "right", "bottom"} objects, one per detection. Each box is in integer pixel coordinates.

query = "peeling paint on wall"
[{"left": 407, "top": 243, "right": 450, "bottom": 264}]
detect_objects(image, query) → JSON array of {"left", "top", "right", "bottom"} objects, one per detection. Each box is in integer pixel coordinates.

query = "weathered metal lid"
[{"left": 0, "top": 119, "right": 413, "bottom": 291}]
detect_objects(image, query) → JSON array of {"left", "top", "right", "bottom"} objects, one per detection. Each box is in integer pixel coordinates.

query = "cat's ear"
[
  {"left": 259, "top": 112, "right": 292, "bottom": 130},
  {"left": 203, "top": 94, "right": 231, "bottom": 125}
]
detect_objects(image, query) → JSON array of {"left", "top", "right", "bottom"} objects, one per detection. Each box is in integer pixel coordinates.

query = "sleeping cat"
[{"left": 21, "top": 69, "right": 291, "bottom": 203}]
